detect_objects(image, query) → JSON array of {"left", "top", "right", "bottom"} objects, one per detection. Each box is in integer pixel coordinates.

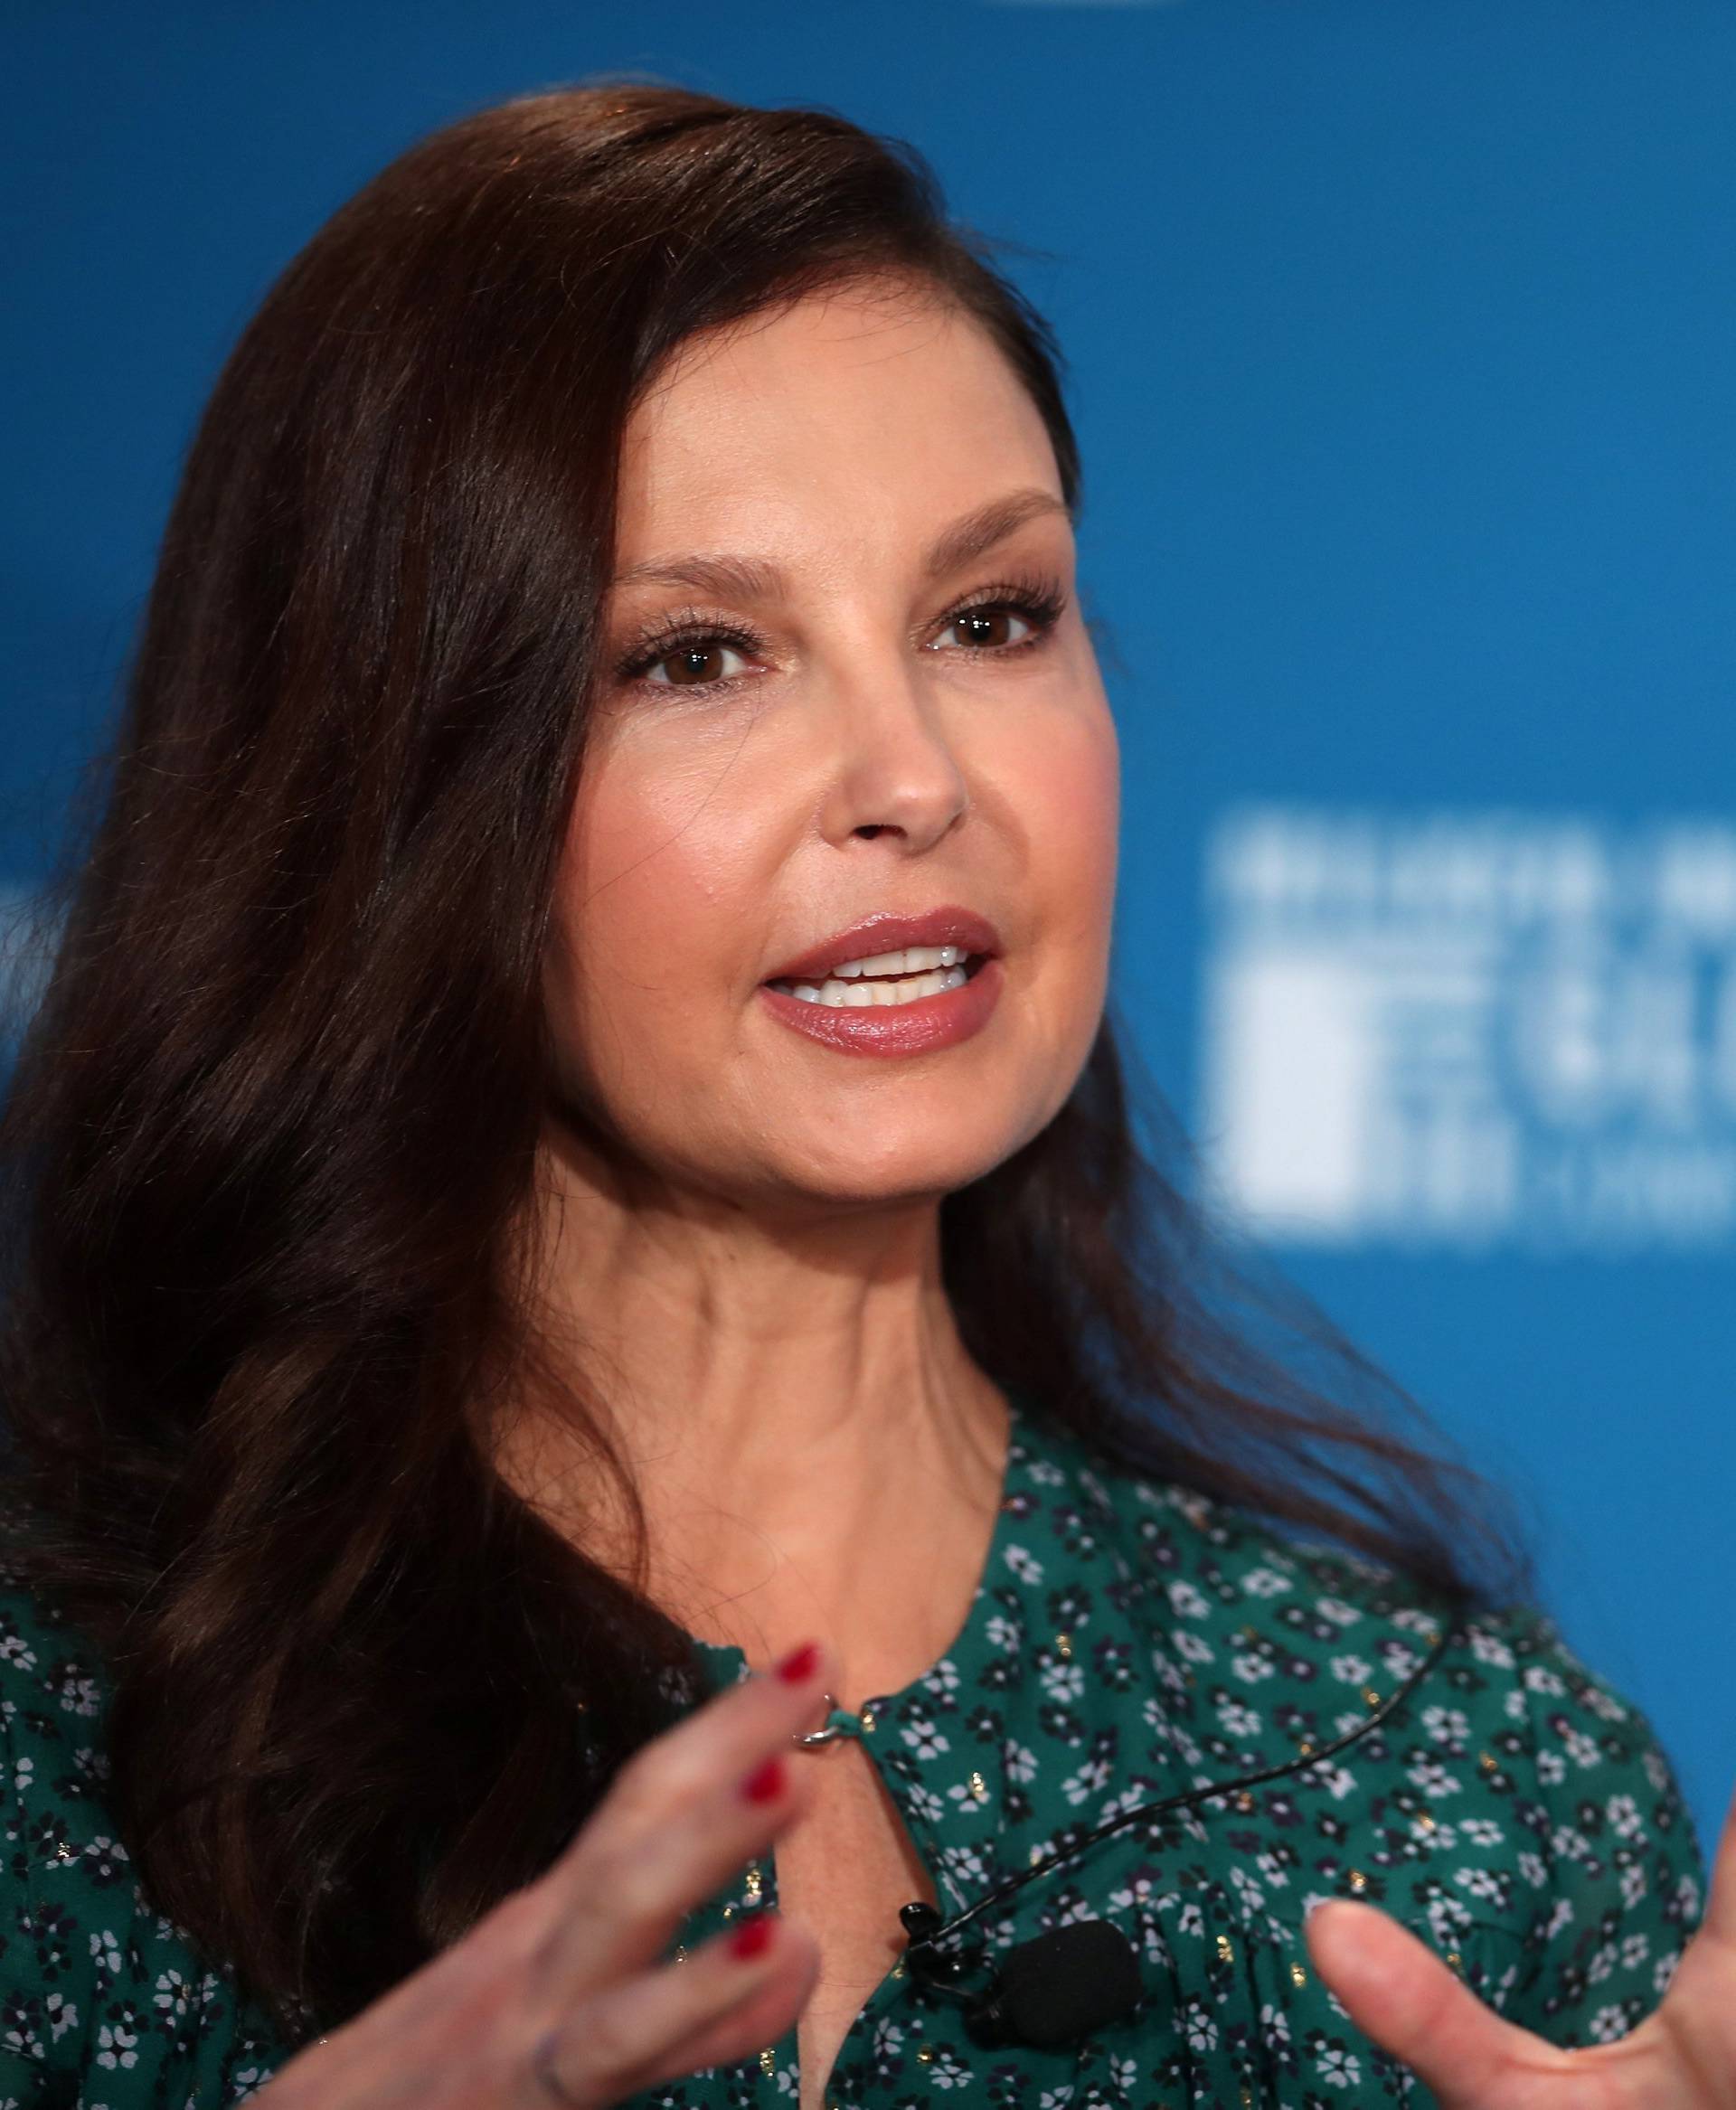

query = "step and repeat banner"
[{"left": 6, "top": 3, "right": 1732, "bottom": 1844}]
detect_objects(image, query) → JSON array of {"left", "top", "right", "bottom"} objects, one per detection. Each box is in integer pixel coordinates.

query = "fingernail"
[
  {"left": 774, "top": 1641, "right": 821, "bottom": 1684},
  {"left": 740, "top": 1755, "right": 786, "bottom": 1804},
  {"left": 729, "top": 1912, "right": 777, "bottom": 1960},
  {"left": 1307, "top": 1898, "right": 1361, "bottom": 1926}
]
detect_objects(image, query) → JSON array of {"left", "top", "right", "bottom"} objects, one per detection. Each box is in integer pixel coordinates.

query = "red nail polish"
[
  {"left": 729, "top": 1913, "right": 776, "bottom": 1960},
  {"left": 775, "top": 1641, "right": 821, "bottom": 1684},
  {"left": 740, "top": 1755, "right": 786, "bottom": 1804}
]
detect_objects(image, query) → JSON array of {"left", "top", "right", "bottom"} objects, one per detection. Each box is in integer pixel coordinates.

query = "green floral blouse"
[{"left": 0, "top": 1393, "right": 1705, "bottom": 2107}]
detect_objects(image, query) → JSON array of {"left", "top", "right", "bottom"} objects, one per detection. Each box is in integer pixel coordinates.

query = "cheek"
[
  {"left": 1024, "top": 704, "right": 1120, "bottom": 959},
  {"left": 543, "top": 739, "right": 762, "bottom": 1093},
  {"left": 974, "top": 702, "right": 1118, "bottom": 1149}
]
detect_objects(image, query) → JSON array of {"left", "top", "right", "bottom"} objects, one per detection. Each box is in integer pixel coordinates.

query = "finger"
[
  {"left": 530, "top": 1639, "right": 835, "bottom": 1984},
  {"left": 1696, "top": 1780, "right": 1736, "bottom": 1953},
  {"left": 1306, "top": 1900, "right": 1573, "bottom": 2108},
  {"left": 627, "top": 1913, "right": 824, "bottom": 2091},
  {"left": 530, "top": 1911, "right": 820, "bottom": 2108}
]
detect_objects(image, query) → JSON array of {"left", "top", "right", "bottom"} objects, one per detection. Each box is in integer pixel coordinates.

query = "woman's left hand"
[{"left": 1306, "top": 1785, "right": 1736, "bottom": 2107}]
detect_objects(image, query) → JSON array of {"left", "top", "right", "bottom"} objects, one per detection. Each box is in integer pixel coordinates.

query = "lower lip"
[{"left": 758, "top": 956, "right": 1003, "bottom": 1057}]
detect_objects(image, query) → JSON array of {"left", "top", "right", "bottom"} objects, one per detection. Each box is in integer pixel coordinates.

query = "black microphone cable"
[{"left": 896, "top": 1613, "right": 1457, "bottom": 2049}]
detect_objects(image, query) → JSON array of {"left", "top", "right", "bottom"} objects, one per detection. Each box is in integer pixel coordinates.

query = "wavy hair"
[{"left": 0, "top": 83, "right": 1525, "bottom": 2039}]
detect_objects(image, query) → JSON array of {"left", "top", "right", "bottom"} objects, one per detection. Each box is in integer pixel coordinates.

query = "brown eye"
[
  {"left": 939, "top": 606, "right": 1036, "bottom": 652},
  {"left": 644, "top": 639, "right": 752, "bottom": 689}
]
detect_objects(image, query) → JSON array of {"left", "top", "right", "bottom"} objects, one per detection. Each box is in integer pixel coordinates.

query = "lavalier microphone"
[{"left": 900, "top": 1902, "right": 1146, "bottom": 2048}]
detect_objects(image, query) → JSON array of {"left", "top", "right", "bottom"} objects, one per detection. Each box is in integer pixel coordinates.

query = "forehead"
[{"left": 613, "top": 281, "right": 1061, "bottom": 568}]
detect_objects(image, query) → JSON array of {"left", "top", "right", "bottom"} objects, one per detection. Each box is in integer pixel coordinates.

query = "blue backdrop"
[{"left": 5, "top": 2, "right": 1732, "bottom": 1852}]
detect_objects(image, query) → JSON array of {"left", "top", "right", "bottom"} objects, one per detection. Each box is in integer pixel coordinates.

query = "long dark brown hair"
[{"left": 0, "top": 83, "right": 1525, "bottom": 2043}]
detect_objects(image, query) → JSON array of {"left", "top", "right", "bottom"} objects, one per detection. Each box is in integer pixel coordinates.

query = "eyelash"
[{"left": 613, "top": 575, "right": 1070, "bottom": 697}]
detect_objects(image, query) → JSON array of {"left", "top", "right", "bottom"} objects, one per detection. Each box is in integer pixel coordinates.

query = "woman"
[{"left": 0, "top": 82, "right": 1727, "bottom": 2110}]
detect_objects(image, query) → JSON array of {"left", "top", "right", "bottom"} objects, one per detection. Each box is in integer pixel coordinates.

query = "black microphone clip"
[{"left": 900, "top": 1900, "right": 1146, "bottom": 2050}]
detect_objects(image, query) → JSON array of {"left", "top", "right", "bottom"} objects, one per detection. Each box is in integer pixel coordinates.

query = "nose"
[{"left": 817, "top": 655, "right": 969, "bottom": 855}]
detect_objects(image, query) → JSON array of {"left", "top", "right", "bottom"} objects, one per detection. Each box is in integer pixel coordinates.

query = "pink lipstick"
[{"left": 759, "top": 905, "right": 1004, "bottom": 1058}]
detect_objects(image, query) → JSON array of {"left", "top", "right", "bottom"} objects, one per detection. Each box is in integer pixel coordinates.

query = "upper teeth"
[{"left": 826, "top": 944, "right": 964, "bottom": 978}]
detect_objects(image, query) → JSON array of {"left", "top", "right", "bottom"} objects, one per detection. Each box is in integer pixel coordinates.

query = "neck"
[{"left": 492, "top": 1115, "right": 1010, "bottom": 1680}]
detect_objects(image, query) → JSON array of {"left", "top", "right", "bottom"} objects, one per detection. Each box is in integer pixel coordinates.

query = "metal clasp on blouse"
[{"left": 794, "top": 1691, "right": 847, "bottom": 1747}]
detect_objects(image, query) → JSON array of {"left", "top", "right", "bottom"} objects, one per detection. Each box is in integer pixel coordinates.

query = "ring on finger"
[{"left": 532, "top": 2025, "right": 585, "bottom": 2106}]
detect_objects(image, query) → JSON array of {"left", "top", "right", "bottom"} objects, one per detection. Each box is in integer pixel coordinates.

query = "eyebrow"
[{"left": 609, "top": 485, "right": 1072, "bottom": 602}]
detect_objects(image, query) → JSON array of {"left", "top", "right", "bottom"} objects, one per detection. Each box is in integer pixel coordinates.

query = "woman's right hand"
[{"left": 254, "top": 1640, "right": 834, "bottom": 2108}]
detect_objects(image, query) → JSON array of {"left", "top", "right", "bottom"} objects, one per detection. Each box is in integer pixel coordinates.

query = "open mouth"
[{"left": 765, "top": 950, "right": 990, "bottom": 1009}]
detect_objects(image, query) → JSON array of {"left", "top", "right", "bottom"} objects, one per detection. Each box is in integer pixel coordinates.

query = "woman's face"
[{"left": 543, "top": 278, "right": 1119, "bottom": 1216}]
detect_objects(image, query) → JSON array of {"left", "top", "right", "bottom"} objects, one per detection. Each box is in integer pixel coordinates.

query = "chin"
[{"left": 775, "top": 1132, "right": 1011, "bottom": 1210}]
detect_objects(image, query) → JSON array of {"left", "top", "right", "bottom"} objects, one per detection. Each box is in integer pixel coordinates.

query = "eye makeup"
[{"left": 610, "top": 570, "right": 1071, "bottom": 698}]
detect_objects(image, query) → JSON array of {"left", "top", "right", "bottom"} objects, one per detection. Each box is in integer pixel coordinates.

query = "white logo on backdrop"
[{"left": 1198, "top": 806, "right": 1736, "bottom": 1253}]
